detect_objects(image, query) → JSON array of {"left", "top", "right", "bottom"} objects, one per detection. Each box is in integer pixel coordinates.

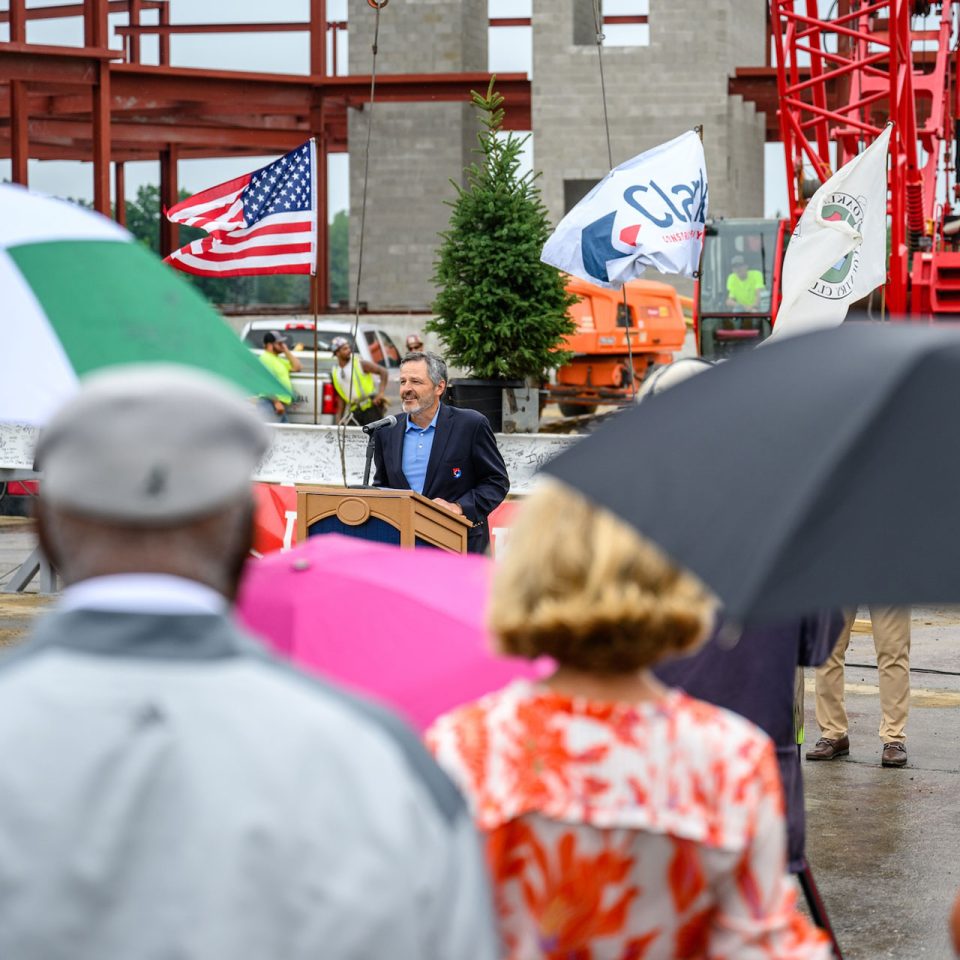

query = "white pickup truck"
[{"left": 240, "top": 319, "right": 404, "bottom": 424}]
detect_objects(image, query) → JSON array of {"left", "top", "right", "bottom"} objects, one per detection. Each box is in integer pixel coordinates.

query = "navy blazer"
[
  {"left": 654, "top": 610, "right": 844, "bottom": 872},
  {"left": 373, "top": 404, "right": 509, "bottom": 553}
]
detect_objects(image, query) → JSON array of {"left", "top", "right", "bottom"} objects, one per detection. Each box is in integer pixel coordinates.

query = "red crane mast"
[{"left": 771, "top": 0, "right": 960, "bottom": 317}]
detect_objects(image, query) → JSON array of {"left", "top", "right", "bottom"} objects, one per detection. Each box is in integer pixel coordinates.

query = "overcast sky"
[{"left": 0, "top": 0, "right": 789, "bottom": 218}]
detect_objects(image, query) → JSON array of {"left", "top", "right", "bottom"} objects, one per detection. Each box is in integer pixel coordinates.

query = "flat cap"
[{"left": 36, "top": 364, "right": 270, "bottom": 524}]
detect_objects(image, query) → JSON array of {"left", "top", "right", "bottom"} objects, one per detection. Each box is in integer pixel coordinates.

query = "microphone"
[{"left": 361, "top": 414, "right": 397, "bottom": 435}]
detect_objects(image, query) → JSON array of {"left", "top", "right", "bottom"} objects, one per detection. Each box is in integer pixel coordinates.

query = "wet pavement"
[
  {"left": 802, "top": 610, "right": 960, "bottom": 958},
  {"left": 0, "top": 518, "right": 48, "bottom": 649},
  {"left": 0, "top": 519, "right": 958, "bottom": 955}
]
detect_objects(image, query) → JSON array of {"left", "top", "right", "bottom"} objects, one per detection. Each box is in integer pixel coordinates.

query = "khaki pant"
[{"left": 814, "top": 606, "right": 911, "bottom": 744}]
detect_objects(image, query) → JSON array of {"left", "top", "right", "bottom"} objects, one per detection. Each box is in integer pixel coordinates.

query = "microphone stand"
[
  {"left": 361, "top": 431, "right": 377, "bottom": 487},
  {"left": 351, "top": 415, "right": 397, "bottom": 488}
]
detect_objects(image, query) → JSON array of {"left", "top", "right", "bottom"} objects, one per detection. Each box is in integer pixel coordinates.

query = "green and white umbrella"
[{"left": 0, "top": 184, "right": 283, "bottom": 425}]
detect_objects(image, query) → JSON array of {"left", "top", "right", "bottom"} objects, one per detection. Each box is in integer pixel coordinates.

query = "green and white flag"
[
  {"left": 0, "top": 184, "right": 282, "bottom": 425},
  {"left": 769, "top": 124, "right": 891, "bottom": 342}
]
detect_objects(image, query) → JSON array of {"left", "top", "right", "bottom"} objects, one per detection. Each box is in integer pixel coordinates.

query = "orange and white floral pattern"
[{"left": 427, "top": 681, "right": 830, "bottom": 960}]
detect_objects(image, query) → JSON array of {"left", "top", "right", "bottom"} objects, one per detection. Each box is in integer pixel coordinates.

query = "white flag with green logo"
[{"left": 769, "top": 124, "right": 891, "bottom": 342}]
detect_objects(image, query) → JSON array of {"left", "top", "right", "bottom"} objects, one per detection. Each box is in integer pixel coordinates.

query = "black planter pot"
[{"left": 446, "top": 378, "right": 523, "bottom": 432}]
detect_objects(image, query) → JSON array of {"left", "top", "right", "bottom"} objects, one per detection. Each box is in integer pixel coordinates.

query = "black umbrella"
[{"left": 544, "top": 321, "right": 960, "bottom": 623}]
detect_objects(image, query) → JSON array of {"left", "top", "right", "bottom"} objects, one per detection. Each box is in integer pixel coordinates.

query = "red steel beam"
[
  {"left": 92, "top": 69, "right": 112, "bottom": 214},
  {"left": 87, "top": 0, "right": 111, "bottom": 215},
  {"left": 159, "top": 144, "right": 178, "bottom": 257},
  {"left": 127, "top": 0, "right": 142, "bottom": 64},
  {"left": 8, "top": 0, "right": 26, "bottom": 38},
  {"left": 115, "top": 22, "right": 311, "bottom": 35},
  {"left": 115, "top": 161, "right": 126, "bottom": 225},
  {"left": 310, "top": 2, "right": 329, "bottom": 311},
  {"left": 310, "top": 0, "right": 326, "bottom": 77},
  {"left": 0, "top": 48, "right": 531, "bottom": 168},
  {"left": 1, "top": 112, "right": 351, "bottom": 154},
  {"left": 0, "top": 45, "right": 114, "bottom": 84},
  {"left": 10, "top": 82, "right": 29, "bottom": 184},
  {"left": 0, "top": 0, "right": 163, "bottom": 23},
  {"left": 158, "top": 1, "right": 170, "bottom": 66},
  {"left": 109, "top": 15, "right": 650, "bottom": 34},
  {"left": 9, "top": 0, "right": 28, "bottom": 186},
  {"left": 107, "top": 65, "right": 530, "bottom": 112},
  {"left": 0, "top": 136, "right": 312, "bottom": 162},
  {"left": 598, "top": 15, "right": 648, "bottom": 25},
  {"left": 0, "top": 58, "right": 529, "bottom": 122},
  {"left": 311, "top": 96, "right": 329, "bottom": 312},
  {"left": 18, "top": 117, "right": 309, "bottom": 150}
]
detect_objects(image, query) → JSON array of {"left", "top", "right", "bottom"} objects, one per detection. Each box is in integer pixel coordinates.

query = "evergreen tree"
[
  {"left": 329, "top": 209, "right": 350, "bottom": 303},
  {"left": 429, "top": 79, "right": 576, "bottom": 380},
  {"left": 123, "top": 185, "right": 234, "bottom": 303}
]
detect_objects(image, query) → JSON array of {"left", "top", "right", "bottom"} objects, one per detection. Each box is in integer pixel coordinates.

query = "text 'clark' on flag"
[
  {"left": 541, "top": 130, "right": 708, "bottom": 289},
  {"left": 164, "top": 140, "right": 317, "bottom": 277}
]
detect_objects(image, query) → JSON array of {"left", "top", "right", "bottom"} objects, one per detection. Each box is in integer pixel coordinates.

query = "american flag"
[{"left": 164, "top": 140, "right": 316, "bottom": 277}]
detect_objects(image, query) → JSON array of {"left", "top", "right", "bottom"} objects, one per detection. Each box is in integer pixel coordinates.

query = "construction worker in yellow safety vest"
[{"left": 330, "top": 336, "right": 389, "bottom": 426}]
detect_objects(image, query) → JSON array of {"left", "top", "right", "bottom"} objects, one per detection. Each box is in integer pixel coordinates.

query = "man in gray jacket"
[{"left": 0, "top": 365, "right": 498, "bottom": 960}]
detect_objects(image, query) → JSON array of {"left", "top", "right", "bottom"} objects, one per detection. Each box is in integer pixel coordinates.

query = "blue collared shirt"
[{"left": 402, "top": 407, "right": 440, "bottom": 495}]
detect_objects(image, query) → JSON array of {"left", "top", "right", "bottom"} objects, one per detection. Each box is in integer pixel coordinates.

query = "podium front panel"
[
  {"left": 297, "top": 486, "right": 469, "bottom": 554},
  {"left": 308, "top": 514, "right": 400, "bottom": 545}
]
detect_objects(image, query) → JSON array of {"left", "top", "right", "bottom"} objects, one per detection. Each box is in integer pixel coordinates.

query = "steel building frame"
[{"left": 0, "top": 0, "right": 531, "bottom": 309}]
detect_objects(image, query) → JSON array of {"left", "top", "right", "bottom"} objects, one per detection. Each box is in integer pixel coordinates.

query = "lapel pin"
[{"left": 452, "top": 467, "right": 462, "bottom": 479}]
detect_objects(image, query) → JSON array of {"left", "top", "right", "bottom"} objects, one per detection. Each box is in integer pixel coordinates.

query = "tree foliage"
[
  {"left": 330, "top": 209, "right": 349, "bottom": 304},
  {"left": 428, "top": 79, "right": 576, "bottom": 380}
]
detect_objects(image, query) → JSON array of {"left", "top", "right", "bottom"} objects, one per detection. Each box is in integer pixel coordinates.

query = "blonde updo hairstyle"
[{"left": 490, "top": 481, "right": 716, "bottom": 674}]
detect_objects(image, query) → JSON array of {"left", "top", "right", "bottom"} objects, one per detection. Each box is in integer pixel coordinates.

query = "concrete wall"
[
  {"left": 343, "top": 0, "right": 768, "bottom": 309},
  {"left": 532, "top": 0, "right": 766, "bottom": 221},
  {"left": 532, "top": 0, "right": 768, "bottom": 296},
  {"left": 347, "top": 0, "right": 487, "bottom": 311},
  {"left": 0, "top": 422, "right": 576, "bottom": 493}
]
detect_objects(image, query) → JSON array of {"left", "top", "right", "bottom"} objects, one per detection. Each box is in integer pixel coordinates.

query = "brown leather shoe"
[
  {"left": 805, "top": 735, "right": 850, "bottom": 761},
  {"left": 881, "top": 741, "right": 908, "bottom": 767}
]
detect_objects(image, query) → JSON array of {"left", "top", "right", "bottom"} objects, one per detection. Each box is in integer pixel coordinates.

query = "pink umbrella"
[{"left": 235, "top": 534, "right": 548, "bottom": 730}]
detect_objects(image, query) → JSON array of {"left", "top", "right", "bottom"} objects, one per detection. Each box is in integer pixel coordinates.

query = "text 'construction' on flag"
[
  {"left": 541, "top": 131, "right": 708, "bottom": 289},
  {"left": 164, "top": 140, "right": 317, "bottom": 278}
]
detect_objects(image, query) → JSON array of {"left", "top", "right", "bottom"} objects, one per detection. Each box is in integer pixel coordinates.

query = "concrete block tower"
[
  {"left": 532, "top": 0, "right": 767, "bottom": 229},
  {"left": 346, "top": 0, "right": 767, "bottom": 309},
  {"left": 347, "top": 0, "right": 487, "bottom": 311}
]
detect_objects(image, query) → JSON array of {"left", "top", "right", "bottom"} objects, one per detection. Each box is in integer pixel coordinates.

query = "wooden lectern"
[{"left": 296, "top": 485, "right": 473, "bottom": 553}]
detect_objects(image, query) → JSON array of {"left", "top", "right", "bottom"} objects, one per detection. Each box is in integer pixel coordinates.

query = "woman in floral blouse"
[{"left": 426, "top": 481, "right": 831, "bottom": 960}]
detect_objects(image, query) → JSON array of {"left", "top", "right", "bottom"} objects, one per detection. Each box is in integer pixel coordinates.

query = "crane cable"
[
  {"left": 591, "top": 0, "right": 638, "bottom": 400},
  {"left": 338, "top": 0, "right": 388, "bottom": 484}
]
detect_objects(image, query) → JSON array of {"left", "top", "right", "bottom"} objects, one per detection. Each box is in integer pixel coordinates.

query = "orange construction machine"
[{"left": 548, "top": 276, "right": 688, "bottom": 416}]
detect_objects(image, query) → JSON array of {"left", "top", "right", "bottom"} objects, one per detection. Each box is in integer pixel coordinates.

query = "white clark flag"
[
  {"left": 769, "top": 124, "right": 892, "bottom": 342},
  {"left": 541, "top": 131, "right": 708, "bottom": 289}
]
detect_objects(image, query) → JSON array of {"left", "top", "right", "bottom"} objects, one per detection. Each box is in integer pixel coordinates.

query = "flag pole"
[
  {"left": 313, "top": 271, "right": 319, "bottom": 425},
  {"left": 311, "top": 136, "right": 320, "bottom": 426},
  {"left": 592, "top": 0, "right": 639, "bottom": 402},
  {"left": 694, "top": 124, "right": 706, "bottom": 345}
]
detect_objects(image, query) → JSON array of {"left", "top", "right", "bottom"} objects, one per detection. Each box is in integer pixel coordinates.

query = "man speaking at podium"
[{"left": 373, "top": 351, "right": 509, "bottom": 554}]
